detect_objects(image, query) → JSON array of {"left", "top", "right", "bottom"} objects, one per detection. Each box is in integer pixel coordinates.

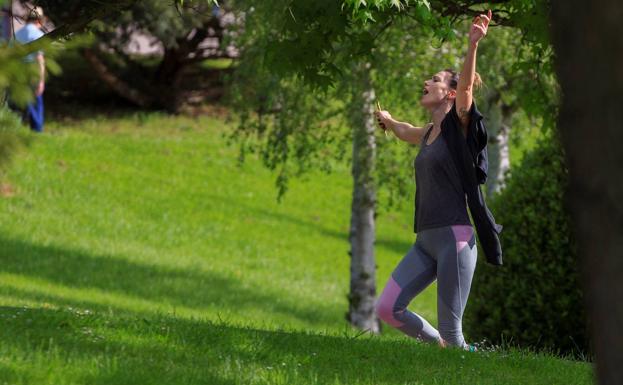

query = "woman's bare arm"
[
  {"left": 375, "top": 110, "right": 429, "bottom": 145},
  {"left": 456, "top": 10, "right": 491, "bottom": 127},
  {"left": 391, "top": 119, "right": 430, "bottom": 145}
]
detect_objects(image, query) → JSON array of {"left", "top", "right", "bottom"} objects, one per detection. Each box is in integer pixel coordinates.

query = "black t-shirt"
[{"left": 414, "top": 116, "right": 471, "bottom": 233}]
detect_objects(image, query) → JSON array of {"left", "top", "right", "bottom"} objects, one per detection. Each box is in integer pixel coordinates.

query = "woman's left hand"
[{"left": 469, "top": 9, "right": 492, "bottom": 46}]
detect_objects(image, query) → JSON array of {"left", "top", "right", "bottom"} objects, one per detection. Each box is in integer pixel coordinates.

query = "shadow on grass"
[
  {"left": 0, "top": 236, "right": 341, "bottom": 327},
  {"left": 0, "top": 306, "right": 592, "bottom": 385},
  {"left": 0, "top": 307, "right": 235, "bottom": 385},
  {"left": 0, "top": 305, "right": 436, "bottom": 385}
]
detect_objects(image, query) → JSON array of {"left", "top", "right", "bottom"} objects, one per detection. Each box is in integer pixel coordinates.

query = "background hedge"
[{"left": 465, "top": 136, "right": 591, "bottom": 358}]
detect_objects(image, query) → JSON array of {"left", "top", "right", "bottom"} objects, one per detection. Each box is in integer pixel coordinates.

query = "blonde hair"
[{"left": 445, "top": 68, "right": 483, "bottom": 90}]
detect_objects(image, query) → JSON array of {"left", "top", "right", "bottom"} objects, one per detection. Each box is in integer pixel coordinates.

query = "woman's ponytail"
[
  {"left": 473, "top": 72, "right": 483, "bottom": 90},
  {"left": 445, "top": 68, "right": 484, "bottom": 90}
]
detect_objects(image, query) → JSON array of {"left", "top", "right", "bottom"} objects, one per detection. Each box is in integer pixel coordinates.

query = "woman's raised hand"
[{"left": 469, "top": 9, "right": 492, "bottom": 46}]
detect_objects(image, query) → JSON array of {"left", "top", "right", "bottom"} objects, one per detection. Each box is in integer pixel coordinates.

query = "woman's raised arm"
[{"left": 455, "top": 10, "right": 491, "bottom": 128}]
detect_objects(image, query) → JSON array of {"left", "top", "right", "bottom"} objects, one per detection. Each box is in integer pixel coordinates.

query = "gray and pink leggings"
[{"left": 376, "top": 225, "right": 477, "bottom": 348}]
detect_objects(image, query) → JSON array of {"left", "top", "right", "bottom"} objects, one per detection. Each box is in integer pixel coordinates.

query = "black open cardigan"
[{"left": 440, "top": 101, "right": 504, "bottom": 266}]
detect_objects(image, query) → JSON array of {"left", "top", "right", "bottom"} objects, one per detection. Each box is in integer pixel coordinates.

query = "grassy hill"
[{"left": 0, "top": 112, "right": 592, "bottom": 384}]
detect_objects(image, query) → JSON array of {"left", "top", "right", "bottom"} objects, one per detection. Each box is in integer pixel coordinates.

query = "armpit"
[{"left": 457, "top": 106, "right": 470, "bottom": 127}]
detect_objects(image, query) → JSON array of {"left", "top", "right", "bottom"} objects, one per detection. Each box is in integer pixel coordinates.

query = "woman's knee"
[
  {"left": 375, "top": 298, "right": 392, "bottom": 321},
  {"left": 375, "top": 296, "right": 404, "bottom": 327},
  {"left": 376, "top": 277, "right": 406, "bottom": 324}
]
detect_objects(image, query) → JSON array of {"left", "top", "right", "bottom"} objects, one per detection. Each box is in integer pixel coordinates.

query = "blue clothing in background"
[
  {"left": 26, "top": 94, "right": 44, "bottom": 132},
  {"left": 15, "top": 23, "right": 44, "bottom": 61},
  {"left": 14, "top": 23, "right": 45, "bottom": 132}
]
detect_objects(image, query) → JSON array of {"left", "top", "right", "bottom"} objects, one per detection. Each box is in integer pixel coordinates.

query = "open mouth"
[{"left": 422, "top": 88, "right": 429, "bottom": 96}]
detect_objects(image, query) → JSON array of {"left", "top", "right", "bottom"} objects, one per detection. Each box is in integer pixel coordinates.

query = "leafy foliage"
[
  {"left": 227, "top": 59, "right": 351, "bottom": 199},
  {"left": 465, "top": 136, "right": 589, "bottom": 358},
  {"left": 227, "top": 0, "right": 555, "bottom": 208},
  {"left": 227, "top": 0, "right": 443, "bottom": 202},
  {"left": 0, "top": 37, "right": 61, "bottom": 106},
  {"left": 34, "top": 0, "right": 225, "bottom": 111},
  {"left": 90, "top": 0, "right": 220, "bottom": 50},
  {"left": 0, "top": 106, "right": 29, "bottom": 173},
  {"left": 235, "top": 1, "right": 552, "bottom": 82}
]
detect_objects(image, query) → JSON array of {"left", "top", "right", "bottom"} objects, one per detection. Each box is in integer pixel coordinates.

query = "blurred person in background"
[{"left": 14, "top": 6, "right": 46, "bottom": 132}]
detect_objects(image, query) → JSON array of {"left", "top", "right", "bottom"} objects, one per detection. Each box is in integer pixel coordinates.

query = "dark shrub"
[{"left": 465, "top": 136, "right": 590, "bottom": 358}]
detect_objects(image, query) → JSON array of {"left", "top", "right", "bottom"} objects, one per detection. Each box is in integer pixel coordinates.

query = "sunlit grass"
[{"left": 0, "top": 113, "right": 590, "bottom": 384}]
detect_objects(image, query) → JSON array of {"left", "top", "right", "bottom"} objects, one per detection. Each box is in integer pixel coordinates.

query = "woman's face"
[{"left": 420, "top": 71, "right": 455, "bottom": 109}]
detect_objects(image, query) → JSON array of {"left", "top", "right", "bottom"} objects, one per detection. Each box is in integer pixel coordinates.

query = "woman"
[{"left": 374, "top": 10, "right": 499, "bottom": 350}]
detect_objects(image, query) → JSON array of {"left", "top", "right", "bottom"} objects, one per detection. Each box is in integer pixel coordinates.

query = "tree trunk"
[
  {"left": 483, "top": 91, "right": 512, "bottom": 196},
  {"left": 153, "top": 48, "right": 186, "bottom": 113},
  {"left": 550, "top": 2, "right": 623, "bottom": 384},
  {"left": 346, "top": 62, "right": 380, "bottom": 333},
  {"left": 83, "top": 48, "right": 152, "bottom": 108}
]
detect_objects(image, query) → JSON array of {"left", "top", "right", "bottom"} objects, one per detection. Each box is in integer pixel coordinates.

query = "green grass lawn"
[{"left": 0, "top": 112, "right": 593, "bottom": 384}]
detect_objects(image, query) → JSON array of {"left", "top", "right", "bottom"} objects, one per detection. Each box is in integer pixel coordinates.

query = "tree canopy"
[{"left": 227, "top": 0, "right": 556, "bottom": 201}]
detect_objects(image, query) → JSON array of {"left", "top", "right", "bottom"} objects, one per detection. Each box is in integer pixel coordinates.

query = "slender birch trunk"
[
  {"left": 487, "top": 113, "right": 512, "bottom": 196},
  {"left": 346, "top": 62, "right": 380, "bottom": 333},
  {"left": 484, "top": 92, "right": 512, "bottom": 196}
]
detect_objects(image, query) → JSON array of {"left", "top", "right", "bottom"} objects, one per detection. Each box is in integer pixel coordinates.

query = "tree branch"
[
  {"left": 83, "top": 47, "right": 152, "bottom": 107},
  {"left": 44, "top": 0, "right": 138, "bottom": 40},
  {"left": 427, "top": 0, "right": 514, "bottom": 27}
]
